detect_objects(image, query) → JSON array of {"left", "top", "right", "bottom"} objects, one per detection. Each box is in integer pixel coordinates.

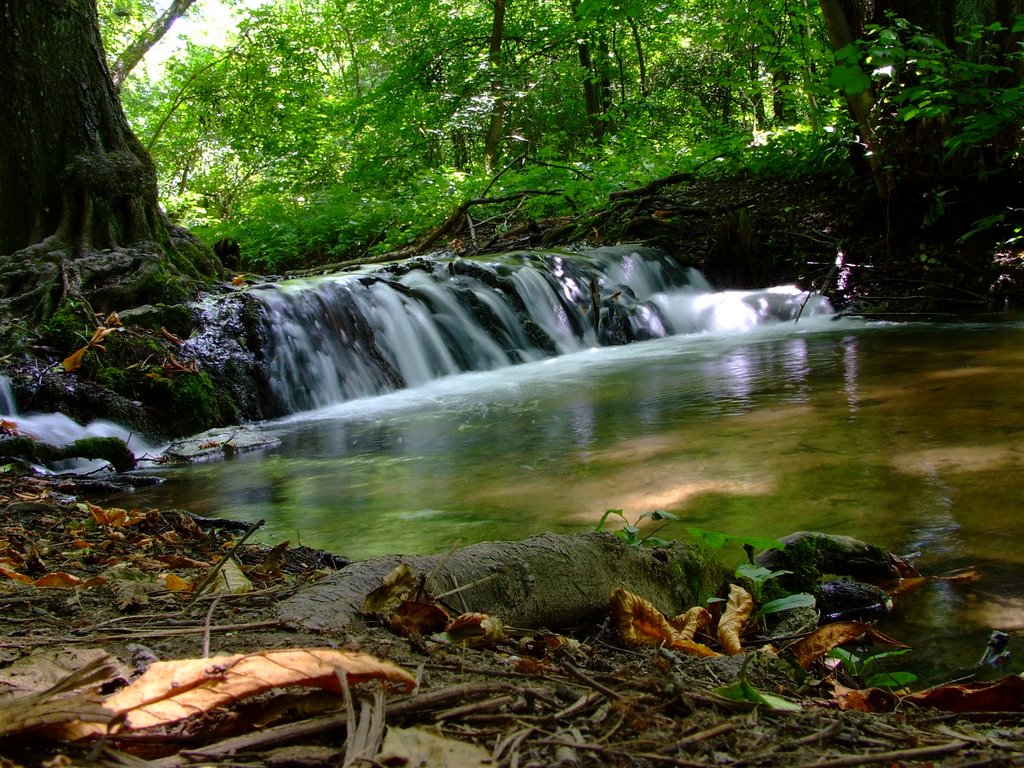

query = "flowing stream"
[{"left": 6, "top": 246, "right": 1023, "bottom": 684}]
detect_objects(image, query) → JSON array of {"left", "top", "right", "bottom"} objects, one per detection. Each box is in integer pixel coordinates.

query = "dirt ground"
[{"left": 1, "top": 472, "right": 1023, "bottom": 768}]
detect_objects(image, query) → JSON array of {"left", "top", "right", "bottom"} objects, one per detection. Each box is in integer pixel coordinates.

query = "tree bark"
[
  {"left": 817, "top": 0, "right": 889, "bottom": 201},
  {"left": 483, "top": 0, "right": 507, "bottom": 170},
  {"left": 0, "top": 0, "right": 219, "bottom": 321},
  {"left": 279, "top": 532, "right": 728, "bottom": 632},
  {"left": 109, "top": 0, "right": 201, "bottom": 90}
]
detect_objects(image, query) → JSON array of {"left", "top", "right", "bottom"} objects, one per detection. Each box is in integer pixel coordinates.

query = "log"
[{"left": 278, "top": 532, "right": 727, "bottom": 632}]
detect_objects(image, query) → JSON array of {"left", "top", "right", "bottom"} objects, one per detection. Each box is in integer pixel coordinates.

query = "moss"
[
  {"left": 38, "top": 299, "right": 91, "bottom": 354},
  {"left": 140, "top": 369, "right": 222, "bottom": 437}
]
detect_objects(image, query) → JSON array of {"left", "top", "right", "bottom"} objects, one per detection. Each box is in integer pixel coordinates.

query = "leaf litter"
[{"left": 1, "top": 473, "right": 1023, "bottom": 767}]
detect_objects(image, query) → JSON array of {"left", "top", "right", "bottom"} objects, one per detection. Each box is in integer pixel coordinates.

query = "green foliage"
[
  {"left": 713, "top": 652, "right": 802, "bottom": 710},
  {"left": 595, "top": 508, "right": 680, "bottom": 547},
  {"left": 856, "top": 13, "right": 1024, "bottom": 179},
  {"left": 828, "top": 645, "right": 918, "bottom": 689},
  {"left": 734, "top": 562, "right": 816, "bottom": 617}
]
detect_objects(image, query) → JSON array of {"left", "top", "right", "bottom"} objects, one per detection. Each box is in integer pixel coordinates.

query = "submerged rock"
[{"left": 157, "top": 425, "right": 281, "bottom": 464}]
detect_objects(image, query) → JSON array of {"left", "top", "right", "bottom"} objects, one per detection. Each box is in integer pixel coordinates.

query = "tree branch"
[{"left": 110, "top": 0, "right": 201, "bottom": 90}]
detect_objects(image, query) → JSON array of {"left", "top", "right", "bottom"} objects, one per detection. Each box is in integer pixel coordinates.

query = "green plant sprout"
[
  {"left": 713, "top": 651, "right": 801, "bottom": 711},
  {"left": 828, "top": 645, "right": 917, "bottom": 689},
  {"left": 735, "top": 562, "right": 817, "bottom": 617},
  {"left": 595, "top": 508, "right": 680, "bottom": 547}
]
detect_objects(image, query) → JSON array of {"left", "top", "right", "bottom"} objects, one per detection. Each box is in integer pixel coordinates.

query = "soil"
[{"left": 1, "top": 473, "right": 1023, "bottom": 767}]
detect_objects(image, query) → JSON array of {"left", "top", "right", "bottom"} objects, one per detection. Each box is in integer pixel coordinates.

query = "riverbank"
[{"left": 1, "top": 473, "right": 1023, "bottom": 766}]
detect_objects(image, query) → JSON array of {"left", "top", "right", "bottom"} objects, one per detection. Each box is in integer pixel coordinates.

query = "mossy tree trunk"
[{"left": 0, "top": 0, "right": 220, "bottom": 322}]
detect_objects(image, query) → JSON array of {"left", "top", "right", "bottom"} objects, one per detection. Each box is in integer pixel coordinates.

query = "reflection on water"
[{"left": 122, "top": 318, "right": 1024, "bottom": 683}]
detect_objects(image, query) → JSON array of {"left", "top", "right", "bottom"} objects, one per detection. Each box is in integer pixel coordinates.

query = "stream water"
[
  {"left": 4, "top": 246, "right": 1022, "bottom": 685},
  {"left": 123, "top": 314, "right": 1024, "bottom": 684}
]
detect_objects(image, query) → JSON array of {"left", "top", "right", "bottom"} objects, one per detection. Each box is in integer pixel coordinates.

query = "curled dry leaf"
[
  {"left": 389, "top": 600, "right": 450, "bottom": 636},
  {"left": 63, "top": 648, "right": 416, "bottom": 738},
  {"left": 717, "top": 584, "right": 754, "bottom": 655},
  {"left": 790, "top": 621, "right": 909, "bottom": 670},
  {"left": 363, "top": 563, "right": 420, "bottom": 615},
  {"left": 442, "top": 612, "right": 506, "bottom": 647},
  {"left": 610, "top": 588, "right": 719, "bottom": 656},
  {"left": 670, "top": 606, "right": 712, "bottom": 641}
]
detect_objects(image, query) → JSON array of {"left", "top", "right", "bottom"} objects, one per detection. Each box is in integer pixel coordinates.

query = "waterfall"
[
  {"left": 0, "top": 375, "right": 15, "bottom": 417},
  {"left": 213, "top": 246, "right": 833, "bottom": 417}
]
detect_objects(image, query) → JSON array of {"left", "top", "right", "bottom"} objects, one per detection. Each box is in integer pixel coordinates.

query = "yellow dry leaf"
[
  {"left": 163, "top": 574, "right": 192, "bottom": 592},
  {"left": 442, "top": 612, "right": 506, "bottom": 647},
  {"left": 0, "top": 566, "right": 32, "bottom": 584},
  {"left": 88, "top": 326, "right": 120, "bottom": 346},
  {"left": 63, "top": 648, "right": 416, "bottom": 738},
  {"left": 670, "top": 606, "right": 712, "bottom": 641},
  {"left": 34, "top": 572, "right": 85, "bottom": 589},
  {"left": 230, "top": 275, "right": 247, "bottom": 286},
  {"left": 611, "top": 588, "right": 719, "bottom": 655},
  {"left": 362, "top": 563, "right": 419, "bottom": 615},
  {"left": 611, "top": 587, "right": 677, "bottom": 647},
  {"left": 62, "top": 346, "right": 89, "bottom": 373},
  {"left": 717, "top": 584, "right": 754, "bottom": 655}
]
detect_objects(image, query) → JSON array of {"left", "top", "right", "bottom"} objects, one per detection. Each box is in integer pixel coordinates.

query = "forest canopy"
[{"left": 98, "top": 0, "right": 1023, "bottom": 273}]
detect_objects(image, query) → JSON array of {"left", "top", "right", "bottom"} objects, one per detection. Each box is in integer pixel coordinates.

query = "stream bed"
[{"left": 117, "top": 315, "right": 1024, "bottom": 684}]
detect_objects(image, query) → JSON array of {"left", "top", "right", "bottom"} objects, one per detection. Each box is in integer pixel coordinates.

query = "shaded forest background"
[{"left": 98, "top": 0, "right": 1023, "bottom": 283}]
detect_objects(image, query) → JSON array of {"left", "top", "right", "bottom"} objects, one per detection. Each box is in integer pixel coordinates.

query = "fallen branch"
[{"left": 279, "top": 532, "right": 727, "bottom": 633}]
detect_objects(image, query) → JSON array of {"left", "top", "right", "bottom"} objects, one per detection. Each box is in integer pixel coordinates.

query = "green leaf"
[
  {"left": 595, "top": 509, "right": 625, "bottom": 532},
  {"left": 865, "top": 671, "right": 917, "bottom": 689},
  {"left": 828, "top": 64, "right": 872, "bottom": 95},
  {"left": 687, "top": 529, "right": 784, "bottom": 552},
  {"left": 758, "top": 593, "right": 816, "bottom": 615},
  {"left": 713, "top": 678, "right": 801, "bottom": 711}
]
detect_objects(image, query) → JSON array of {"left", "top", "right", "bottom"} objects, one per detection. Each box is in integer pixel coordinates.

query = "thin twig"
[{"left": 183, "top": 519, "right": 265, "bottom": 611}]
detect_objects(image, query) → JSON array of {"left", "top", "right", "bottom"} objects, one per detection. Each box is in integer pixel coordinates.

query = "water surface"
[{"left": 125, "top": 317, "right": 1024, "bottom": 683}]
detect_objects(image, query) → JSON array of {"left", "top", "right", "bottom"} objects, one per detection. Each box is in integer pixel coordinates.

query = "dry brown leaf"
[
  {"left": 790, "top": 621, "right": 909, "bottom": 670},
  {"left": 670, "top": 606, "right": 712, "bottom": 641},
  {"left": 905, "top": 675, "right": 1024, "bottom": 713},
  {"left": 389, "top": 600, "right": 450, "bottom": 636},
  {"left": 362, "top": 563, "right": 419, "bottom": 615},
  {"left": 831, "top": 679, "right": 900, "bottom": 712},
  {"left": 443, "top": 612, "right": 506, "bottom": 647},
  {"left": 34, "top": 572, "right": 84, "bottom": 589},
  {"left": 164, "top": 574, "right": 192, "bottom": 591},
  {"left": 0, "top": 566, "right": 32, "bottom": 584},
  {"left": 230, "top": 275, "right": 247, "bottom": 286},
  {"left": 610, "top": 588, "right": 719, "bottom": 656},
  {"left": 0, "top": 419, "right": 20, "bottom": 435},
  {"left": 611, "top": 587, "right": 677, "bottom": 647},
  {"left": 379, "top": 726, "right": 492, "bottom": 768},
  {"left": 103, "top": 312, "right": 123, "bottom": 328},
  {"left": 64, "top": 648, "right": 415, "bottom": 738},
  {"left": 717, "top": 584, "right": 754, "bottom": 655},
  {"left": 61, "top": 347, "right": 89, "bottom": 373}
]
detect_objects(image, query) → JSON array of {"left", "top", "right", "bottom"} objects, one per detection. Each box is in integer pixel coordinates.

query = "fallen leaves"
[
  {"left": 0, "top": 649, "right": 415, "bottom": 742},
  {"left": 790, "top": 621, "right": 909, "bottom": 669},
  {"left": 717, "top": 584, "right": 754, "bottom": 655},
  {"left": 610, "top": 587, "right": 719, "bottom": 656},
  {"left": 62, "top": 325, "right": 123, "bottom": 373}
]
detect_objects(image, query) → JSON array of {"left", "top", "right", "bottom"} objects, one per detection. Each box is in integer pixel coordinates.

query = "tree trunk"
[
  {"left": 483, "top": 0, "right": 507, "bottom": 170},
  {"left": 109, "top": 0, "right": 201, "bottom": 90},
  {"left": 0, "top": 0, "right": 219, "bottom": 321},
  {"left": 817, "top": 0, "right": 890, "bottom": 201},
  {"left": 628, "top": 17, "right": 649, "bottom": 98}
]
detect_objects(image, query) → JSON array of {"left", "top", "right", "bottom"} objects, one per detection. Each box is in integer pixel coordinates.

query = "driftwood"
[{"left": 279, "top": 532, "right": 727, "bottom": 632}]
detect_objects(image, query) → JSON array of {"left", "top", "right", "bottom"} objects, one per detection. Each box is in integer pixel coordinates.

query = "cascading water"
[
  {"left": 190, "top": 246, "right": 834, "bottom": 417},
  {"left": 0, "top": 375, "right": 15, "bottom": 417}
]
